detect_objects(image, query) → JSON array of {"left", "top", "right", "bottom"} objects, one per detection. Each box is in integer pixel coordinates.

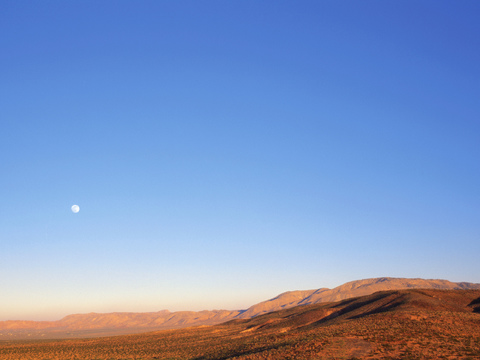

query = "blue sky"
[{"left": 1, "top": 1, "right": 479, "bottom": 321}]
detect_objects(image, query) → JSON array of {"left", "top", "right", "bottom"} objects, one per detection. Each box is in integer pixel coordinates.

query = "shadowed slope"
[
  {"left": 1, "top": 277, "right": 479, "bottom": 339},
  {"left": 228, "top": 289, "right": 480, "bottom": 334},
  {"left": 2, "top": 289, "right": 480, "bottom": 359},
  {"left": 238, "top": 277, "right": 480, "bottom": 318}
]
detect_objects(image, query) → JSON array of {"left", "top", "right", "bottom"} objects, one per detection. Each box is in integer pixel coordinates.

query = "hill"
[
  {"left": 1, "top": 277, "right": 479, "bottom": 339},
  {"left": 237, "top": 277, "right": 480, "bottom": 318},
  {"left": 0, "top": 310, "right": 242, "bottom": 340},
  {"left": 1, "top": 289, "right": 479, "bottom": 359}
]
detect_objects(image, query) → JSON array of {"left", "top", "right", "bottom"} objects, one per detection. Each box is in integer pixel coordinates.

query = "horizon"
[
  {"left": 1, "top": 1, "right": 479, "bottom": 322},
  {"left": 3, "top": 276, "right": 479, "bottom": 323}
]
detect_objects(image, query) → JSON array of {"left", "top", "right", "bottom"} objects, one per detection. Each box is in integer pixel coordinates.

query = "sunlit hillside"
[{"left": 1, "top": 289, "right": 479, "bottom": 359}]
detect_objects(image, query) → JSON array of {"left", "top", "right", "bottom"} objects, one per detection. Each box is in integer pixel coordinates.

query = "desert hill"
[
  {"left": 1, "top": 289, "right": 480, "bottom": 359},
  {"left": 1, "top": 277, "right": 479, "bottom": 339},
  {"left": 237, "top": 277, "right": 480, "bottom": 318},
  {"left": 0, "top": 309, "right": 242, "bottom": 339},
  {"left": 234, "top": 288, "right": 480, "bottom": 332}
]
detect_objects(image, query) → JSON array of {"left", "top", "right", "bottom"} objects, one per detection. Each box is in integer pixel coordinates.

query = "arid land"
[
  {"left": 2, "top": 277, "right": 479, "bottom": 340},
  {"left": 1, "top": 288, "right": 480, "bottom": 359}
]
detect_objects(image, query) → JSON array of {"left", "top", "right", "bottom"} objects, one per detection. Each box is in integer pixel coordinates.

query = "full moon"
[{"left": 71, "top": 205, "right": 80, "bottom": 213}]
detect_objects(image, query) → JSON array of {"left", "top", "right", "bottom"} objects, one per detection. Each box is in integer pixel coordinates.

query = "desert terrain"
[
  {"left": 2, "top": 277, "right": 479, "bottom": 340},
  {"left": 1, "top": 288, "right": 479, "bottom": 359}
]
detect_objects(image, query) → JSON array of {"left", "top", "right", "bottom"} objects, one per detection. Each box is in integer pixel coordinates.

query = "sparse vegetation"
[{"left": 1, "top": 289, "right": 479, "bottom": 359}]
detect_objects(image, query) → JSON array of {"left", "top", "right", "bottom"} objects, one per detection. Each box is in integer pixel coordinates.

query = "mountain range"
[{"left": 2, "top": 277, "right": 479, "bottom": 339}]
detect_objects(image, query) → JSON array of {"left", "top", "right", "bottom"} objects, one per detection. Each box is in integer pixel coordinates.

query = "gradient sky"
[{"left": 1, "top": 1, "right": 479, "bottom": 321}]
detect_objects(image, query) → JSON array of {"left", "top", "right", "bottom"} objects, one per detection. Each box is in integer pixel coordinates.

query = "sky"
[{"left": 1, "top": 0, "right": 479, "bottom": 321}]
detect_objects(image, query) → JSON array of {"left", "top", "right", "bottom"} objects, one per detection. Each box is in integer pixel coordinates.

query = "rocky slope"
[
  {"left": 237, "top": 277, "right": 480, "bottom": 318},
  {"left": 2, "top": 289, "right": 480, "bottom": 359},
  {"left": 1, "top": 277, "right": 479, "bottom": 339}
]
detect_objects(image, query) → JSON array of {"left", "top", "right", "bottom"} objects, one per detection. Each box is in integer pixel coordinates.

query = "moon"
[{"left": 71, "top": 205, "right": 80, "bottom": 213}]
